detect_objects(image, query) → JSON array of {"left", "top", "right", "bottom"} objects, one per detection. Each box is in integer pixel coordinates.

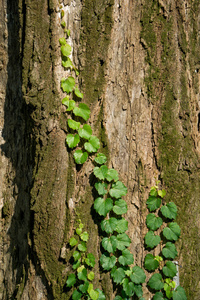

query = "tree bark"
[{"left": 0, "top": 0, "right": 200, "bottom": 299}]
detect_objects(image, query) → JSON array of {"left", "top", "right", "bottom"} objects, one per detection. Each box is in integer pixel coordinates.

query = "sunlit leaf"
[
  {"left": 85, "top": 253, "right": 95, "bottom": 268},
  {"left": 73, "top": 103, "right": 91, "bottom": 121},
  {"left": 74, "top": 150, "right": 88, "bottom": 164},
  {"left": 69, "top": 237, "right": 78, "bottom": 247},
  {"left": 93, "top": 165, "right": 108, "bottom": 180},
  {"left": 66, "top": 134, "right": 80, "bottom": 148},
  {"left": 62, "top": 57, "right": 73, "bottom": 69},
  {"left": 109, "top": 181, "right": 127, "bottom": 199},
  {"left": 100, "top": 254, "right": 116, "bottom": 270},
  {"left": 84, "top": 136, "right": 100, "bottom": 153},
  {"left": 78, "top": 124, "right": 92, "bottom": 139},
  {"left": 94, "top": 197, "right": 113, "bottom": 217},
  {"left": 101, "top": 218, "right": 118, "bottom": 234},
  {"left": 113, "top": 199, "right": 128, "bottom": 215},
  {"left": 68, "top": 119, "right": 80, "bottom": 130},
  {"left": 105, "top": 169, "right": 119, "bottom": 182},
  {"left": 59, "top": 37, "right": 66, "bottom": 46},
  {"left": 61, "top": 76, "right": 75, "bottom": 93},
  {"left": 115, "top": 218, "right": 128, "bottom": 233},
  {"left": 95, "top": 182, "right": 108, "bottom": 195},
  {"left": 146, "top": 196, "right": 161, "bottom": 211},
  {"left": 74, "top": 87, "right": 83, "bottom": 98},
  {"left": 102, "top": 236, "right": 118, "bottom": 253},
  {"left": 94, "top": 153, "right": 107, "bottom": 165}
]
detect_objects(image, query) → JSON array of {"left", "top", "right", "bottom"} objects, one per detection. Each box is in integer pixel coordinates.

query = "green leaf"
[
  {"left": 66, "top": 273, "right": 76, "bottom": 287},
  {"left": 130, "top": 266, "right": 146, "bottom": 284},
  {"left": 114, "top": 296, "right": 123, "bottom": 300},
  {"left": 65, "top": 29, "right": 70, "bottom": 36},
  {"left": 102, "top": 236, "right": 118, "bottom": 253},
  {"left": 109, "top": 181, "right": 128, "bottom": 198},
  {"left": 78, "top": 241, "right": 87, "bottom": 252},
  {"left": 164, "top": 282, "right": 173, "bottom": 299},
  {"left": 94, "top": 153, "right": 107, "bottom": 165},
  {"left": 118, "top": 249, "right": 134, "bottom": 266},
  {"left": 85, "top": 253, "right": 95, "bottom": 268},
  {"left": 113, "top": 199, "right": 128, "bottom": 215},
  {"left": 78, "top": 124, "right": 92, "bottom": 139},
  {"left": 144, "top": 253, "right": 159, "bottom": 271},
  {"left": 73, "top": 251, "right": 81, "bottom": 261},
  {"left": 133, "top": 284, "right": 143, "bottom": 298},
  {"left": 62, "top": 57, "right": 73, "bottom": 69},
  {"left": 88, "top": 285, "right": 99, "bottom": 300},
  {"left": 62, "top": 98, "right": 76, "bottom": 111},
  {"left": 162, "top": 242, "right": 178, "bottom": 259},
  {"left": 123, "top": 278, "right": 135, "bottom": 297},
  {"left": 111, "top": 266, "right": 126, "bottom": 284},
  {"left": 74, "top": 150, "right": 88, "bottom": 164},
  {"left": 68, "top": 119, "right": 80, "bottom": 130},
  {"left": 162, "top": 261, "right": 177, "bottom": 278},
  {"left": 163, "top": 222, "right": 181, "bottom": 241},
  {"left": 100, "top": 254, "right": 116, "bottom": 270},
  {"left": 61, "top": 20, "right": 66, "bottom": 28},
  {"left": 93, "top": 165, "right": 108, "bottom": 180},
  {"left": 153, "top": 292, "right": 167, "bottom": 300},
  {"left": 158, "top": 189, "right": 166, "bottom": 198},
  {"left": 78, "top": 267, "right": 87, "bottom": 281},
  {"left": 80, "top": 231, "right": 89, "bottom": 242},
  {"left": 146, "top": 196, "right": 162, "bottom": 211},
  {"left": 88, "top": 271, "right": 95, "bottom": 281},
  {"left": 105, "top": 169, "right": 119, "bottom": 182},
  {"left": 146, "top": 213, "right": 163, "bottom": 231},
  {"left": 69, "top": 237, "right": 78, "bottom": 247},
  {"left": 144, "top": 231, "right": 161, "bottom": 248},
  {"left": 76, "top": 227, "right": 82, "bottom": 235},
  {"left": 148, "top": 273, "right": 164, "bottom": 290},
  {"left": 72, "top": 290, "right": 82, "bottom": 300},
  {"left": 101, "top": 218, "right": 118, "bottom": 234},
  {"left": 66, "top": 134, "right": 80, "bottom": 148},
  {"left": 96, "top": 289, "right": 106, "bottom": 300},
  {"left": 172, "top": 286, "right": 187, "bottom": 300},
  {"left": 150, "top": 187, "right": 158, "bottom": 197},
  {"left": 62, "top": 96, "right": 70, "bottom": 106},
  {"left": 59, "top": 37, "right": 66, "bottom": 46},
  {"left": 79, "top": 280, "right": 89, "bottom": 293},
  {"left": 115, "top": 218, "right": 128, "bottom": 233},
  {"left": 73, "top": 259, "right": 81, "bottom": 270},
  {"left": 116, "top": 233, "right": 131, "bottom": 250},
  {"left": 73, "top": 103, "right": 91, "bottom": 121},
  {"left": 94, "top": 197, "right": 113, "bottom": 217},
  {"left": 95, "top": 182, "right": 108, "bottom": 195},
  {"left": 74, "top": 87, "right": 83, "bottom": 98},
  {"left": 84, "top": 136, "right": 100, "bottom": 153},
  {"left": 161, "top": 202, "right": 177, "bottom": 220},
  {"left": 61, "top": 76, "right": 75, "bottom": 93}
]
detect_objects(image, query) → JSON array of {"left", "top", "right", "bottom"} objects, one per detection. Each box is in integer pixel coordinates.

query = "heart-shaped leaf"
[
  {"left": 111, "top": 266, "right": 126, "bottom": 284},
  {"left": 66, "top": 134, "right": 80, "bottom": 148},
  {"left": 74, "top": 150, "right": 88, "bottom": 164},
  {"left": 78, "top": 242, "right": 87, "bottom": 252},
  {"left": 105, "top": 169, "right": 119, "bottom": 182},
  {"left": 85, "top": 253, "right": 95, "bottom": 268},
  {"left": 102, "top": 236, "right": 118, "bottom": 253},
  {"left": 94, "top": 153, "right": 107, "bottom": 165},
  {"left": 68, "top": 119, "right": 80, "bottom": 130},
  {"left": 69, "top": 237, "right": 78, "bottom": 247},
  {"left": 78, "top": 124, "right": 92, "bottom": 139},
  {"left": 115, "top": 218, "right": 128, "bottom": 233},
  {"left": 144, "top": 253, "right": 159, "bottom": 271},
  {"left": 162, "top": 242, "right": 178, "bottom": 259},
  {"left": 95, "top": 182, "right": 108, "bottom": 195},
  {"left": 61, "top": 76, "right": 75, "bottom": 93},
  {"left": 163, "top": 222, "right": 181, "bottom": 241},
  {"left": 162, "top": 261, "right": 177, "bottom": 278},
  {"left": 94, "top": 197, "right": 113, "bottom": 217},
  {"left": 61, "top": 44, "right": 72, "bottom": 57},
  {"left": 161, "top": 202, "right": 177, "bottom": 220},
  {"left": 146, "top": 196, "right": 161, "bottom": 211},
  {"left": 100, "top": 254, "right": 116, "bottom": 270},
  {"left": 116, "top": 233, "right": 131, "bottom": 250},
  {"left": 73, "top": 251, "right": 81, "bottom": 261},
  {"left": 59, "top": 37, "right": 66, "bottom": 45},
  {"left": 146, "top": 213, "right": 163, "bottom": 231},
  {"left": 130, "top": 266, "right": 146, "bottom": 284},
  {"left": 172, "top": 286, "right": 187, "bottom": 300},
  {"left": 80, "top": 231, "right": 89, "bottom": 242},
  {"left": 113, "top": 199, "right": 128, "bottom": 215},
  {"left": 62, "top": 98, "right": 75, "bottom": 111},
  {"left": 145, "top": 231, "right": 161, "bottom": 248},
  {"left": 153, "top": 292, "right": 167, "bottom": 300},
  {"left": 93, "top": 165, "right": 108, "bottom": 180},
  {"left": 79, "top": 280, "right": 89, "bottom": 293},
  {"left": 101, "top": 218, "right": 118, "bottom": 234},
  {"left": 74, "top": 87, "right": 83, "bottom": 98},
  {"left": 109, "top": 181, "right": 127, "bottom": 198},
  {"left": 118, "top": 249, "right": 134, "bottom": 266},
  {"left": 72, "top": 289, "right": 82, "bottom": 300},
  {"left": 73, "top": 103, "right": 91, "bottom": 121},
  {"left": 84, "top": 136, "right": 100, "bottom": 153},
  {"left": 148, "top": 273, "right": 164, "bottom": 290},
  {"left": 122, "top": 278, "right": 135, "bottom": 297},
  {"left": 66, "top": 273, "right": 76, "bottom": 287},
  {"left": 62, "top": 57, "right": 73, "bottom": 69}
]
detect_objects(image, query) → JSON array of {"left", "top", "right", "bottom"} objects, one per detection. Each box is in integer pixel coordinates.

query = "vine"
[{"left": 58, "top": 10, "right": 187, "bottom": 300}]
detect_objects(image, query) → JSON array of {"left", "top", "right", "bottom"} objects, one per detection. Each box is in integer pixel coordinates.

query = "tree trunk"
[{"left": 0, "top": 0, "right": 200, "bottom": 299}]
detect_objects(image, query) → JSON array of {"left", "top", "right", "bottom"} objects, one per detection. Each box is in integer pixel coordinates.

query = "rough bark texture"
[{"left": 0, "top": 0, "right": 200, "bottom": 299}]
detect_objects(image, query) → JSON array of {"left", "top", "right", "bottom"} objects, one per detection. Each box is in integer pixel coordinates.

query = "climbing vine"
[{"left": 58, "top": 9, "right": 187, "bottom": 300}]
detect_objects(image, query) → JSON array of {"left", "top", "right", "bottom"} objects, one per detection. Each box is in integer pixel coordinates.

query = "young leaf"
[
  {"left": 76, "top": 227, "right": 82, "bottom": 235},
  {"left": 62, "top": 57, "right": 73, "bottom": 69},
  {"left": 62, "top": 98, "right": 76, "bottom": 111},
  {"left": 78, "top": 124, "right": 92, "bottom": 139},
  {"left": 109, "top": 181, "right": 128, "bottom": 198},
  {"left": 74, "top": 150, "right": 88, "bottom": 164},
  {"left": 113, "top": 199, "right": 128, "bottom": 215},
  {"left": 84, "top": 136, "right": 100, "bottom": 153},
  {"left": 162, "top": 261, "right": 177, "bottom": 278},
  {"left": 161, "top": 202, "right": 177, "bottom": 220},
  {"left": 78, "top": 267, "right": 87, "bottom": 281},
  {"left": 78, "top": 241, "right": 87, "bottom": 252},
  {"left": 74, "top": 87, "right": 83, "bottom": 98},
  {"left": 164, "top": 282, "right": 173, "bottom": 299},
  {"left": 146, "top": 196, "right": 162, "bottom": 211},
  {"left": 68, "top": 119, "right": 80, "bottom": 130},
  {"left": 118, "top": 249, "right": 134, "bottom": 266},
  {"left": 59, "top": 37, "right": 66, "bottom": 46},
  {"left": 62, "top": 96, "right": 70, "bottom": 106},
  {"left": 144, "top": 231, "right": 161, "bottom": 248},
  {"left": 162, "top": 242, "right": 178, "bottom": 259},
  {"left": 73, "top": 250, "right": 81, "bottom": 261},
  {"left": 95, "top": 182, "right": 108, "bottom": 195},
  {"left": 61, "top": 44, "right": 72, "bottom": 57},
  {"left": 73, "top": 259, "right": 81, "bottom": 270},
  {"left": 73, "top": 103, "right": 91, "bottom": 121},
  {"left": 150, "top": 187, "right": 158, "bottom": 197},
  {"left": 122, "top": 278, "right": 135, "bottom": 297},
  {"left": 85, "top": 253, "right": 95, "bottom": 268},
  {"left": 172, "top": 286, "right": 187, "bottom": 300},
  {"left": 80, "top": 231, "right": 89, "bottom": 242},
  {"left": 130, "top": 266, "right": 146, "bottom": 284},
  {"left": 61, "top": 20, "right": 66, "bottom": 28},
  {"left": 153, "top": 292, "right": 167, "bottom": 300},
  {"left": 88, "top": 271, "right": 94, "bottom": 281},
  {"left": 66, "top": 273, "right": 76, "bottom": 287},
  {"left": 72, "top": 289, "right": 82, "bottom": 300},
  {"left": 101, "top": 218, "right": 118, "bottom": 234},
  {"left": 79, "top": 280, "right": 89, "bottom": 293},
  {"left": 115, "top": 218, "right": 128, "bottom": 233},
  {"left": 163, "top": 222, "right": 181, "bottom": 241},
  {"left": 66, "top": 134, "right": 80, "bottom": 148},
  {"left": 88, "top": 284, "right": 99, "bottom": 300},
  {"left": 148, "top": 273, "right": 164, "bottom": 290},
  {"left": 105, "top": 169, "right": 119, "bottom": 182},
  {"left": 94, "top": 197, "right": 113, "bottom": 217},
  {"left": 100, "top": 254, "right": 116, "bottom": 270},
  {"left": 69, "top": 237, "right": 78, "bottom": 247},
  {"left": 158, "top": 189, "right": 166, "bottom": 198},
  {"left": 102, "top": 236, "right": 118, "bottom": 253},
  {"left": 111, "top": 266, "right": 126, "bottom": 284},
  {"left": 146, "top": 213, "right": 163, "bottom": 231},
  {"left": 93, "top": 165, "right": 108, "bottom": 180},
  {"left": 116, "top": 233, "right": 131, "bottom": 250},
  {"left": 94, "top": 153, "right": 107, "bottom": 165},
  {"left": 144, "top": 253, "right": 159, "bottom": 271},
  {"left": 61, "top": 76, "right": 75, "bottom": 93}
]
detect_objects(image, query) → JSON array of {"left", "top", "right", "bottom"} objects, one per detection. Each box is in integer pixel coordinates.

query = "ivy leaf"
[
  {"left": 162, "top": 242, "right": 178, "bottom": 259},
  {"left": 88, "top": 284, "right": 99, "bottom": 300},
  {"left": 94, "top": 197, "right": 113, "bottom": 217},
  {"left": 172, "top": 286, "right": 187, "bottom": 300},
  {"left": 123, "top": 278, "right": 135, "bottom": 297},
  {"left": 78, "top": 124, "right": 92, "bottom": 140},
  {"left": 116, "top": 233, "right": 131, "bottom": 250},
  {"left": 93, "top": 165, "right": 108, "bottom": 180},
  {"left": 74, "top": 87, "right": 83, "bottom": 98},
  {"left": 62, "top": 57, "right": 73, "bottom": 69},
  {"left": 68, "top": 119, "right": 80, "bottom": 130},
  {"left": 73, "top": 251, "right": 81, "bottom": 261},
  {"left": 105, "top": 169, "right": 119, "bottom": 182},
  {"left": 88, "top": 271, "right": 95, "bottom": 281},
  {"left": 148, "top": 273, "right": 164, "bottom": 290},
  {"left": 65, "top": 99, "right": 76, "bottom": 111},
  {"left": 73, "top": 103, "right": 91, "bottom": 121},
  {"left": 102, "top": 236, "right": 118, "bottom": 253},
  {"left": 115, "top": 218, "right": 128, "bottom": 233},
  {"left": 144, "top": 253, "right": 159, "bottom": 271},
  {"left": 164, "top": 282, "right": 173, "bottom": 299},
  {"left": 162, "top": 261, "right": 177, "bottom": 278},
  {"left": 59, "top": 37, "right": 66, "bottom": 45},
  {"left": 111, "top": 266, "right": 126, "bottom": 284},
  {"left": 101, "top": 218, "right": 118, "bottom": 234},
  {"left": 96, "top": 289, "right": 106, "bottom": 300},
  {"left": 95, "top": 182, "right": 108, "bottom": 195},
  {"left": 109, "top": 181, "right": 128, "bottom": 198},
  {"left": 163, "top": 222, "right": 181, "bottom": 241},
  {"left": 61, "top": 76, "right": 75, "bottom": 93},
  {"left": 146, "top": 213, "right": 163, "bottom": 231},
  {"left": 69, "top": 237, "right": 78, "bottom": 247},
  {"left": 113, "top": 199, "right": 128, "bottom": 215},
  {"left": 146, "top": 196, "right": 162, "bottom": 211},
  {"left": 150, "top": 187, "right": 158, "bottom": 197},
  {"left": 161, "top": 202, "right": 177, "bottom": 220},
  {"left": 158, "top": 189, "right": 166, "bottom": 198},
  {"left": 100, "top": 254, "right": 116, "bottom": 270},
  {"left": 85, "top": 253, "right": 95, "bottom": 268},
  {"left": 62, "top": 96, "right": 70, "bottom": 106},
  {"left": 114, "top": 296, "right": 123, "bottom": 300},
  {"left": 78, "top": 241, "right": 87, "bottom": 252},
  {"left": 84, "top": 136, "right": 100, "bottom": 153},
  {"left": 153, "top": 292, "right": 167, "bottom": 300},
  {"left": 145, "top": 231, "right": 161, "bottom": 248},
  {"left": 80, "top": 231, "right": 89, "bottom": 242},
  {"left": 94, "top": 153, "right": 107, "bottom": 165},
  {"left": 61, "top": 44, "right": 72, "bottom": 56},
  {"left": 66, "top": 273, "right": 76, "bottom": 287},
  {"left": 77, "top": 267, "right": 87, "bottom": 281},
  {"left": 66, "top": 134, "right": 80, "bottom": 148},
  {"left": 118, "top": 249, "right": 134, "bottom": 266},
  {"left": 73, "top": 259, "right": 81, "bottom": 270},
  {"left": 79, "top": 280, "right": 89, "bottom": 293},
  {"left": 133, "top": 284, "right": 143, "bottom": 298},
  {"left": 130, "top": 266, "right": 146, "bottom": 284},
  {"left": 74, "top": 150, "right": 88, "bottom": 164},
  {"left": 72, "top": 290, "right": 82, "bottom": 300}
]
